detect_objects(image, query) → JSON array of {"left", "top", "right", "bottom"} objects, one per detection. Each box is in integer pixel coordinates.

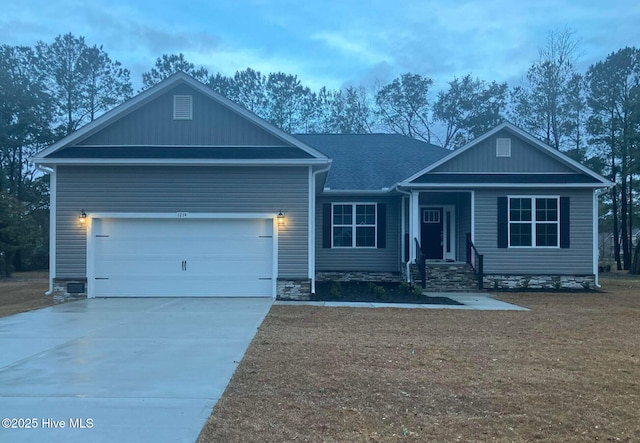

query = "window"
[
  {"left": 332, "top": 203, "right": 376, "bottom": 247},
  {"left": 173, "top": 95, "right": 193, "bottom": 120},
  {"left": 508, "top": 197, "right": 559, "bottom": 247},
  {"left": 423, "top": 209, "right": 440, "bottom": 223},
  {"left": 496, "top": 138, "right": 511, "bottom": 157}
]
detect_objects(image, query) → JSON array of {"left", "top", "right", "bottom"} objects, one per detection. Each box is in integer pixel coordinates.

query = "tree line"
[{"left": 1, "top": 30, "right": 639, "bottom": 274}]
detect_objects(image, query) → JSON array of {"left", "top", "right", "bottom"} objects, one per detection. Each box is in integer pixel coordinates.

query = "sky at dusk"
[{"left": 2, "top": 0, "right": 639, "bottom": 92}]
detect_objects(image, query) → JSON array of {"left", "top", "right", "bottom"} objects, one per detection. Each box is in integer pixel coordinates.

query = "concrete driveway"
[{"left": 0, "top": 297, "right": 273, "bottom": 443}]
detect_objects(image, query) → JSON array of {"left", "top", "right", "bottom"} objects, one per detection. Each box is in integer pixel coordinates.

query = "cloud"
[{"left": 3, "top": 0, "right": 639, "bottom": 95}]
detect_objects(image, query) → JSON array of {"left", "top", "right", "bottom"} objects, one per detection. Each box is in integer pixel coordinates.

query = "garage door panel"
[{"left": 91, "top": 217, "right": 275, "bottom": 297}]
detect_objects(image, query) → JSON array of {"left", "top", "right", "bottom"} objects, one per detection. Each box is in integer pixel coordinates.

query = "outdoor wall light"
[
  {"left": 277, "top": 211, "right": 285, "bottom": 226},
  {"left": 79, "top": 210, "right": 87, "bottom": 226}
]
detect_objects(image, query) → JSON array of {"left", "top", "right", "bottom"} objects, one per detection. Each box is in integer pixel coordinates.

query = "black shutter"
[
  {"left": 497, "top": 197, "right": 508, "bottom": 248},
  {"left": 560, "top": 197, "right": 570, "bottom": 248},
  {"left": 377, "top": 203, "right": 386, "bottom": 248},
  {"left": 322, "top": 203, "right": 332, "bottom": 248}
]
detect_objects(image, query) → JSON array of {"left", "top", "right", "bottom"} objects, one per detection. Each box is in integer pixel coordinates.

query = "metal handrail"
[
  {"left": 466, "top": 234, "right": 484, "bottom": 289},
  {"left": 414, "top": 237, "right": 426, "bottom": 289}
]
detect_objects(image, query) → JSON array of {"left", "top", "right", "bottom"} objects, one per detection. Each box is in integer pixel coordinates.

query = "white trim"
[
  {"left": 410, "top": 191, "right": 420, "bottom": 261},
  {"left": 33, "top": 158, "right": 330, "bottom": 166},
  {"left": 401, "top": 196, "right": 407, "bottom": 264},
  {"left": 593, "top": 189, "right": 599, "bottom": 287},
  {"left": 86, "top": 211, "right": 276, "bottom": 220},
  {"left": 67, "top": 144, "right": 296, "bottom": 148},
  {"left": 86, "top": 212, "right": 278, "bottom": 298},
  {"left": 321, "top": 189, "right": 392, "bottom": 195},
  {"left": 470, "top": 190, "right": 475, "bottom": 244},
  {"left": 32, "top": 72, "right": 329, "bottom": 161},
  {"left": 507, "top": 196, "right": 560, "bottom": 249},
  {"left": 444, "top": 206, "right": 456, "bottom": 261},
  {"left": 402, "top": 182, "right": 607, "bottom": 189},
  {"left": 272, "top": 218, "right": 279, "bottom": 298},
  {"left": 399, "top": 122, "right": 612, "bottom": 187},
  {"left": 46, "top": 167, "right": 57, "bottom": 295},
  {"left": 310, "top": 163, "right": 332, "bottom": 294}
]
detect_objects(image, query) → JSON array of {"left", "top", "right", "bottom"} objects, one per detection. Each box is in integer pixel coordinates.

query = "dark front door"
[{"left": 421, "top": 208, "right": 443, "bottom": 259}]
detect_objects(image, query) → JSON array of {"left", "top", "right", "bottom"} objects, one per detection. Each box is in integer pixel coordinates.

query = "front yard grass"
[
  {"left": 0, "top": 271, "right": 52, "bottom": 317},
  {"left": 199, "top": 273, "right": 640, "bottom": 442}
]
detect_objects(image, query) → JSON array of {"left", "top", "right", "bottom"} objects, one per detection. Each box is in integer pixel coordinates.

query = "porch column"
[{"left": 410, "top": 191, "right": 420, "bottom": 262}]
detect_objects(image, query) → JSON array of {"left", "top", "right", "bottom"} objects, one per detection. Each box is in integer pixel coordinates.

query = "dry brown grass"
[
  {"left": 199, "top": 273, "right": 640, "bottom": 442},
  {"left": 0, "top": 271, "right": 52, "bottom": 317}
]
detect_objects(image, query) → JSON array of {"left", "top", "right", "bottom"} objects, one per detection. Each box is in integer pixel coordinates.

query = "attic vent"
[
  {"left": 173, "top": 95, "right": 192, "bottom": 120},
  {"left": 496, "top": 138, "right": 511, "bottom": 157}
]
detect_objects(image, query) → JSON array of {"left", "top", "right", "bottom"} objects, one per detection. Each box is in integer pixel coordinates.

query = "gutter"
[
  {"left": 594, "top": 187, "right": 610, "bottom": 288},
  {"left": 309, "top": 162, "right": 332, "bottom": 294},
  {"left": 35, "top": 165, "right": 55, "bottom": 296}
]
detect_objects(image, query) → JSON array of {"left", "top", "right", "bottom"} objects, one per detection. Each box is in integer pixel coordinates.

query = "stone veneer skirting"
[
  {"left": 315, "top": 271, "right": 402, "bottom": 283},
  {"left": 406, "top": 262, "right": 479, "bottom": 291},
  {"left": 277, "top": 279, "right": 312, "bottom": 301},
  {"left": 484, "top": 274, "right": 596, "bottom": 290},
  {"left": 52, "top": 278, "right": 88, "bottom": 302}
]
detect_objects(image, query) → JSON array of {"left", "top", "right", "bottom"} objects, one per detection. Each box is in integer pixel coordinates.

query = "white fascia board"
[
  {"left": 402, "top": 182, "right": 611, "bottom": 189},
  {"left": 320, "top": 189, "right": 393, "bottom": 195},
  {"left": 398, "top": 122, "right": 612, "bottom": 187},
  {"left": 32, "top": 158, "right": 331, "bottom": 167},
  {"left": 33, "top": 73, "right": 329, "bottom": 161}
]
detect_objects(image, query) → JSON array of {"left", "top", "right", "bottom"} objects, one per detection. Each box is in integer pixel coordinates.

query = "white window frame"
[
  {"left": 331, "top": 203, "right": 377, "bottom": 248},
  {"left": 508, "top": 196, "right": 560, "bottom": 249}
]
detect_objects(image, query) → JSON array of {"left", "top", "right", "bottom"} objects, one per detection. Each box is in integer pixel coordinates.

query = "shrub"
[
  {"left": 399, "top": 282, "right": 413, "bottom": 295},
  {"left": 553, "top": 280, "right": 562, "bottom": 290},
  {"left": 329, "top": 282, "right": 343, "bottom": 298},
  {"left": 520, "top": 278, "right": 530, "bottom": 289},
  {"left": 372, "top": 285, "right": 386, "bottom": 300}
]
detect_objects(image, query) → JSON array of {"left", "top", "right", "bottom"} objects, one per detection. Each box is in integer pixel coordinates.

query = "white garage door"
[{"left": 90, "top": 217, "right": 274, "bottom": 297}]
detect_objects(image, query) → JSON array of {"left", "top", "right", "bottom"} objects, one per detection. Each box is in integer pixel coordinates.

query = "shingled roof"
[{"left": 295, "top": 134, "right": 448, "bottom": 191}]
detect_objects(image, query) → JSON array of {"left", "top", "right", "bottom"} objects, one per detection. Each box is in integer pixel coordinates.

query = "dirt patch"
[
  {"left": 198, "top": 272, "right": 640, "bottom": 442},
  {"left": 0, "top": 272, "right": 53, "bottom": 317}
]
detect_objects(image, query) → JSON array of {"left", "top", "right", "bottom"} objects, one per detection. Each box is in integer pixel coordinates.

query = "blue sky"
[{"left": 2, "top": 0, "right": 639, "bottom": 92}]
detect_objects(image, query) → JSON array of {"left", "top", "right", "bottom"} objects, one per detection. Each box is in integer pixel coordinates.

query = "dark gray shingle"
[{"left": 295, "top": 134, "right": 449, "bottom": 190}]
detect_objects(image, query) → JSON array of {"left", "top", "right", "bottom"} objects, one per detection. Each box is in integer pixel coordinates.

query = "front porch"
[{"left": 401, "top": 190, "right": 484, "bottom": 290}]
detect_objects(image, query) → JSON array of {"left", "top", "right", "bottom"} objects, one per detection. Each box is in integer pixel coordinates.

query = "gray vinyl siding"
[
  {"left": 77, "top": 85, "right": 286, "bottom": 147},
  {"left": 432, "top": 130, "right": 575, "bottom": 174},
  {"left": 474, "top": 188, "right": 593, "bottom": 274},
  {"left": 55, "top": 166, "right": 309, "bottom": 279},
  {"left": 316, "top": 196, "right": 400, "bottom": 272}
]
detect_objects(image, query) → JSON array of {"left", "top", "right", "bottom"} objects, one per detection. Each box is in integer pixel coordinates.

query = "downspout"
[
  {"left": 395, "top": 185, "right": 413, "bottom": 283},
  {"left": 36, "top": 165, "right": 55, "bottom": 296},
  {"left": 309, "top": 162, "right": 332, "bottom": 294},
  {"left": 594, "top": 187, "right": 609, "bottom": 288}
]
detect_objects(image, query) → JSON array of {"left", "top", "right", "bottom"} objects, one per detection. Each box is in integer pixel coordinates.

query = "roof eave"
[
  {"left": 32, "top": 158, "right": 331, "bottom": 167},
  {"left": 398, "top": 182, "right": 611, "bottom": 189},
  {"left": 320, "top": 189, "right": 394, "bottom": 195}
]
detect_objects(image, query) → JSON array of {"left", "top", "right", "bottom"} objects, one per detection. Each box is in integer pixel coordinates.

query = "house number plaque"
[{"left": 176, "top": 212, "right": 189, "bottom": 218}]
